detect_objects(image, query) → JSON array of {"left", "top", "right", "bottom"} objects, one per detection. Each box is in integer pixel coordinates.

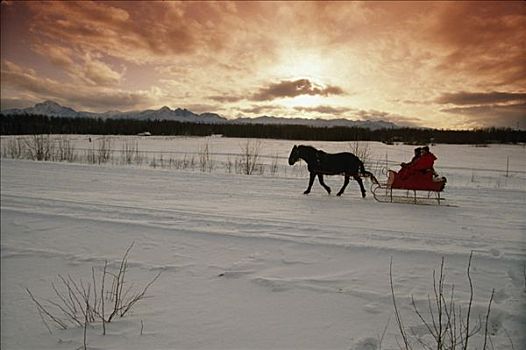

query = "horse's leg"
[
  {"left": 336, "top": 175, "right": 350, "bottom": 196},
  {"left": 353, "top": 174, "right": 366, "bottom": 198},
  {"left": 318, "top": 174, "right": 331, "bottom": 194},
  {"left": 304, "top": 172, "right": 316, "bottom": 194}
]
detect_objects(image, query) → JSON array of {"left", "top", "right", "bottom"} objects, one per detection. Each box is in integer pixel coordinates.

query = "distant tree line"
[{"left": 1, "top": 114, "right": 524, "bottom": 144}]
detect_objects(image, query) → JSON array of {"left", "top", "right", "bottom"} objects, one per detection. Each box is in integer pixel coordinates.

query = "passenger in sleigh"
[
  {"left": 400, "top": 147, "right": 422, "bottom": 172},
  {"left": 388, "top": 146, "right": 446, "bottom": 191}
]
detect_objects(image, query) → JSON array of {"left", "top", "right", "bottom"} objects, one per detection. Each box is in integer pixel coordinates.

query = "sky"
[{"left": 1, "top": 1, "right": 525, "bottom": 130}]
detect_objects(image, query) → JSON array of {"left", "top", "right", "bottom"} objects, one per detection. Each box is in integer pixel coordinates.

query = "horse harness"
[{"left": 311, "top": 151, "right": 348, "bottom": 176}]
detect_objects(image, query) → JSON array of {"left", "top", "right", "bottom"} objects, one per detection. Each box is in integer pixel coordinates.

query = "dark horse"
[{"left": 288, "top": 145, "right": 379, "bottom": 197}]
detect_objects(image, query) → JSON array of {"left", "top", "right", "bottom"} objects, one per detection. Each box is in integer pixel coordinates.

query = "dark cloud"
[
  {"left": 182, "top": 103, "right": 220, "bottom": 114},
  {"left": 210, "top": 80, "right": 345, "bottom": 104},
  {"left": 239, "top": 105, "right": 282, "bottom": 115},
  {"left": 400, "top": 100, "right": 423, "bottom": 105},
  {"left": 441, "top": 103, "right": 526, "bottom": 129},
  {"left": 350, "top": 109, "right": 423, "bottom": 128},
  {"left": 436, "top": 91, "right": 526, "bottom": 106},
  {"left": 293, "top": 105, "right": 352, "bottom": 115},
  {"left": 355, "top": 109, "right": 394, "bottom": 120},
  {"left": 251, "top": 79, "right": 345, "bottom": 101},
  {"left": 208, "top": 95, "right": 244, "bottom": 103},
  {"left": 436, "top": 90, "right": 526, "bottom": 128}
]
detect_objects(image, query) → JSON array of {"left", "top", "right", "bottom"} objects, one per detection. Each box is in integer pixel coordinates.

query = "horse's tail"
[{"left": 359, "top": 162, "right": 379, "bottom": 185}]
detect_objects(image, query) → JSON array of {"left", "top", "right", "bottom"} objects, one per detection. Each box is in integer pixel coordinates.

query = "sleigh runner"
[{"left": 371, "top": 168, "right": 447, "bottom": 205}]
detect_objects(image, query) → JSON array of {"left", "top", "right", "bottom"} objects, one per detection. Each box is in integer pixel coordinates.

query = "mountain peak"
[
  {"left": 37, "top": 100, "right": 62, "bottom": 107},
  {"left": 159, "top": 106, "right": 171, "bottom": 112},
  {"left": 28, "top": 100, "right": 79, "bottom": 117}
]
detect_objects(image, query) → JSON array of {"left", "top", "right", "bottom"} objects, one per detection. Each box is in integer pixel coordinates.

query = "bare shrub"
[
  {"left": 171, "top": 154, "right": 189, "bottom": 170},
  {"left": 97, "top": 137, "right": 112, "bottom": 164},
  {"left": 349, "top": 141, "right": 384, "bottom": 179},
  {"left": 26, "top": 243, "right": 161, "bottom": 334},
  {"left": 188, "top": 155, "right": 195, "bottom": 170},
  {"left": 172, "top": 154, "right": 195, "bottom": 170},
  {"left": 236, "top": 140, "right": 262, "bottom": 175},
  {"left": 150, "top": 154, "right": 166, "bottom": 169},
  {"left": 198, "top": 142, "right": 214, "bottom": 172},
  {"left": 390, "top": 252, "right": 495, "bottom": 350},
  {"left": 269, "top": 152, "right": 280, "bottom": 176},
  {"left": 121, "top": 141, "right": 142, "bottom": 165},
  {"left": 225, "top": 156, "right": 234, "bottom": 174},
  {"left": 150, "top": 156, "right": 158, "bottom": 168},
  {"left": 85, "top": 146, "right": 97, "bottom": 164},
  {"left": 85, "top": 137, "right": 112, "bottom": 165},
  {"left": 349, "top": 141, "right": 371, "bottom": 165},
  {"left": 24, "top": 134, "right": 55, "bottom": 161},
  {"left": 3, "top": 137, "right": 25, "bottom": 159},
  {"left": 55, "top": 136, "right": 77, "bottom": 162}
]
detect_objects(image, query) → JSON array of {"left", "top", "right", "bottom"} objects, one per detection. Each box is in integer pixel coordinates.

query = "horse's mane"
[{"left": 298, "top": 145, "right": 322, "bottom": 154}]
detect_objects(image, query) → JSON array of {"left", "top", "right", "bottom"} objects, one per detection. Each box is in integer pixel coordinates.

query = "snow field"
[{"left": 1, "top": 137, "right": 525, "bottom": 349}]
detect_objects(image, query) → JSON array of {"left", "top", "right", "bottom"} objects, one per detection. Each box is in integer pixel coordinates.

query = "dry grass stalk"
[
  {"left": 198, "top": 142, "right": 214, "bottom": 172},
  {"left": 390, "top": 252, "right": 495, "bottom": 350},
  {"left": 26, "top": 243, "right": 161, "bottom": 334}
]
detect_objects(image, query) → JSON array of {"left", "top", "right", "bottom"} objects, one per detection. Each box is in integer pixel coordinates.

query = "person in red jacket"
[
  {"left": 401, "top": 147, "right": 421, "bottom": 168},
  {"left": 400, "top": 146, "right": 436, "bottom": 180},
  {"left": 397, "top": 147, "right": 421, "bottom": 178},
  {"left": 388, "top": 146, "right": 445, "bottom": 191}
]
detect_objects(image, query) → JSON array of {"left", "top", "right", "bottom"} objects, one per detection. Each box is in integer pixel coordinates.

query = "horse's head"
[{"left": 288, "top": 145, "right": 300, "bottom": 165}]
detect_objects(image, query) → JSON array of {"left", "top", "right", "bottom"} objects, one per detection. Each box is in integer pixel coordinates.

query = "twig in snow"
[
  {"left": 389, "top": 257, "right": 411, "bottom": 350},
  {"left": 26, "top": 242, "right": 160, "bottom": 336},
  {"left": 482, "top": 289, "right": 495, "bottom": 350}
]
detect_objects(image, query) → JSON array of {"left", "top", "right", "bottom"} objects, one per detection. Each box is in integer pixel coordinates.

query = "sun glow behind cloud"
[
  {"left": 280, "top": 94, "right": 327, "bottom": 109},
  {"left": 271, "top": 49, "right": 334, "bottom": 82}
]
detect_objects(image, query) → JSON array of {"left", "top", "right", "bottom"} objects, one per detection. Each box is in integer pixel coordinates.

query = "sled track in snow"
[{"left": 2, "top": 192, "right": 523, "bottom": 263}]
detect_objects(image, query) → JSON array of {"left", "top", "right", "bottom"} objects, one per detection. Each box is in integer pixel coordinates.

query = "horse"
[{"left": 288, "top": 145, "right": 379, "bottom": 197}]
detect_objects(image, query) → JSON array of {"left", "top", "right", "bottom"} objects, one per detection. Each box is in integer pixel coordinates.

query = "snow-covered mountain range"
[
  {"left": 234, "top": 115, "right": 397, "bottom": 130},
  {"left": 1, "top": 101, "right": 227, "bottom": 124},
  {"left": 1, "top": 100, "right": 398, "bottom": 130}
]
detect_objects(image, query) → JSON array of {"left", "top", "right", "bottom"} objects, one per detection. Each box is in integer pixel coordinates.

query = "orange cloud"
[
  {"left": 32, "top": 44, "right": 75, "bottom": 68},
  {"left": 428, "top": 2, "right": 526, "bottom": 86},
  {"left": 1, "top": 60, "right": 151, "bottom": 111},
  {"left": 23, "top": 1, "right": 277, "bottom": 65},
  {"left": 25, "top": 2, "right": 202, "bottom": 62},
  {"left": 81, "top": 55, "right": 123, "bottom": 86},
  {"left": 2, "top": 1, "right": 525, "bottom": 129}
]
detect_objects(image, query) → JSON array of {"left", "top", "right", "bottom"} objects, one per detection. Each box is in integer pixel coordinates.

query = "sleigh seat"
[{"left": 387, "top": 170, "right": 446, "bottom": 192}]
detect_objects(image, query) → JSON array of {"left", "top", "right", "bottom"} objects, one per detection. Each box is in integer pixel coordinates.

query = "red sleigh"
[{"left": 372, "top": 168, "right": 447, "bottom": 205}]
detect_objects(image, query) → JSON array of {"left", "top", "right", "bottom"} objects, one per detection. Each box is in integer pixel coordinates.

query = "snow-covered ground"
[{"left": 1, "top": 137, "right": 525, "bottom": 350}]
